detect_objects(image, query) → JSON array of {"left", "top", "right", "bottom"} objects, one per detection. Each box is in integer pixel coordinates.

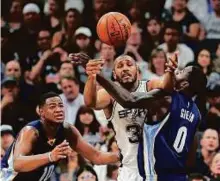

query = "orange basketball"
[{"left": 97, "top": 12, "right": 131, "bottom": 47}]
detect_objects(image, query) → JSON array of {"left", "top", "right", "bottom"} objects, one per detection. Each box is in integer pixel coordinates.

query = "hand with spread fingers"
[
  {"left": 68, "top": 53, "right": 91, "bottom": 67},
  {"left": 165, "top": 53, "right": 178, "bottom": 73}
]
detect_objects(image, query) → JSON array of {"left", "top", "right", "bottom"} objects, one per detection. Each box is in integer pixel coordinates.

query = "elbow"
[
  {"left": 84, "top": 98, "right": 96, "bottom": 108},
  {"left": 13, "top": 159, "right": 24, "bottom": 172}
]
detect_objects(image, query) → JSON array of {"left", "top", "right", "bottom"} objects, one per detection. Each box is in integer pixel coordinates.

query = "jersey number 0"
[{"left": 173, "top": 126, "right": 187, "bottom": 153}]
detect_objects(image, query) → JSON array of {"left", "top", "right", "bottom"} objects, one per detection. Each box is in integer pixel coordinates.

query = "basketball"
[{"left": 96, "top": 12, "right": 131, "bottom": 47}]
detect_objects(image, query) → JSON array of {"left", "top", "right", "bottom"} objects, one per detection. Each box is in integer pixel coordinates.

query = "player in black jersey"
[{"left": 1, "top": 92, "right": 119, "bottom": 181}]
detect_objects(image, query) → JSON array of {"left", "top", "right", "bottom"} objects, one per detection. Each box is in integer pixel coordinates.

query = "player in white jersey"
[{"left": 78, "top": 53, "right": 173, "bottom": 181}]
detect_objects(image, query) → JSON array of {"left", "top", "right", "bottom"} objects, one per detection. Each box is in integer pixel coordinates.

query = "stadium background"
[{"left": 1, "top": 0, "right": 220, "bottom": 180}]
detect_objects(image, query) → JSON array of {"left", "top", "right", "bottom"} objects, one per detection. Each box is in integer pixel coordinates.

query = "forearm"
[
  {"left": 93, "top": 151, "right": 119, "bottom": 165},
  {"left": 83, "top": 75, "right": 98, "bottom": 107},
  {"left": 14, "top": 152, "right": 50, "bottom": 172},
  {"left": 29, "top": 58, "right": 45, "bottom": 81},
  {"left": 96, "top": 74, "right": 135, "bottom": 108},
  {"left": 160, "top": 71, "right": 174, "bottom": 92}
]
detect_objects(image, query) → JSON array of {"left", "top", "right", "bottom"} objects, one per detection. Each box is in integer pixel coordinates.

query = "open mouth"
[{"left": 122, "top": 73, "right": 131, "bottom": 79}]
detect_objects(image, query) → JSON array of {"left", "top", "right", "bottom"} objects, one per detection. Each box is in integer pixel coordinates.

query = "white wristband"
[{"left": 48, "top": 152, "right": 54, "bottom": 162}]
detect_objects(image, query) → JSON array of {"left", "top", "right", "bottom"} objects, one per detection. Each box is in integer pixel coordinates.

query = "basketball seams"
[
  {"left": 110, "top": 14, "right": 124, "bottom": 44},
  {"left": 106, "top": 14, "right": 114, "bottom": 45}
]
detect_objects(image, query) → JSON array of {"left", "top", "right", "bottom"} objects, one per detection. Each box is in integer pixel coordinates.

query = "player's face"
[
  {"left": 201, "top": 129, "right": 219, "bottom": 152},
  {"left": 174, "top": 66, "right": 192, "bottom": 90},
  {"left": 113, "top": 57, "right": 138, "bottom": 86},
  {"left": 41, "top": 97, "right": 65, "bottom": 123},
  {"left": 211, "top": 153, "right": 220, "bottom": 175}
]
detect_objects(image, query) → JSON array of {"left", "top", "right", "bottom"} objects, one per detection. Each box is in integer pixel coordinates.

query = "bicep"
[
  {"left": 95, "top": 88, "right": 112, "bottom": 110},
  {"left": 14, "top": 127, "right": 38, "bottom": 158},
  {"left": 147, "top": 78, "right": 163, "bottom": 91}
]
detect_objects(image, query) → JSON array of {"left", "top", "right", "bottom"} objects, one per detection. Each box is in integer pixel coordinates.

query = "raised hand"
[
  {"left": 50, "top": 140, "right": 71, "bottom": 162},
  {"left": 165, "top": 53, "right": 178, "bottom": 73},
  {"left": 68, "top": 53, "right": 91, "bottom": 67},
  {"left": 86, "top": 59, "right": 105, "bottom": 76}
]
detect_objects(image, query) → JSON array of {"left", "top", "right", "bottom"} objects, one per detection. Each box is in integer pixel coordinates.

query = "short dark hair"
[
  {"left": 38, "top": 92, "right": 61, "bottom": 108},
  {"left": 164, "top": 21, "right": 182, "bottom": 35}
]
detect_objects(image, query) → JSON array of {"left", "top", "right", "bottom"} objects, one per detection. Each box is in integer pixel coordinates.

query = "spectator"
[
  {"left": 158, "top": 21, "right": 194, "bottom": 69},
  {"left": 171, "top": 0, "right": 200, "bottom": 41},
  {"left": 143, "top": 16, "right": 163, "bottom": 59},
  {"left": 142, "top": 48, "right": 167, "bottom": 80},
  {"left": 59, "top": 61, "right": 75, "bottom": 79},
  {"left": 0, "top": 125, "right": 15, "bottom": 152},
  {"left": 75, "top": 106, "right": 101, "bottom": 146},
  {"left": 73, "top": 27, "right": 95, "bottom": 87},
  {"left": 60, "top": 76, "right": 84, "bottom": 125},
  {"left": 52, "top": 8, "right": 82, "bottom": 49},
  {"left": 201, "top": 0, "right": 220, "bottom": 39},
  {"left": 106, "top": 164, "right": 118, "bottom": 181},
  {"left": 43, "top": 0, "right": 64, "bottom": 35},
  {"left": 107, "top": 137, "right": 119, "bottom": 153},
  {"left": 209, "top": 152, "right": 220, "bottom": 180},
  {"left": 26, "top": 29, "right": 52, "bottom": 74},
  {"left": 124, "top": 24, "right": 148, "bottom": 76},
  {"left": 126, "top": 0, "right": 144, "bottom": 25},
  {"left": 96, "top": 43, "right": 116, "bottom": 79},
  {"left": 4, "top": 60, "right": 21, "bottom": 81},
  {"left": 1, "top": 27, "right": 19, "bottom": 63},
  {"left": 14, "top": 3, "right": 42, "bottom": 63},
  {"left": 206, "top": 85, "right": 220, "bottom": 130},
  {"left": 76, "top": 164, "right": 98, "bottom": 181},
  {"left": 1, "top": 77, "right": 37, "bottom": 134},
  {"left": 194, "top": 129, "right": 219, "bottom": 176},
  {"left": 3, "top": 0, "right": 23, "bottom": 33}
]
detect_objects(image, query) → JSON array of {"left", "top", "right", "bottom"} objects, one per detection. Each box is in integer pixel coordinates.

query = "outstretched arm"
[
  {"left": 64, "top": 123, "right": 120, "bottom": 165},
  {"left": 96, "top": 74, "right": 168, "bottom": 109},
  {"left": 147, "top": 54, "right": 178, "bottom": 92}
]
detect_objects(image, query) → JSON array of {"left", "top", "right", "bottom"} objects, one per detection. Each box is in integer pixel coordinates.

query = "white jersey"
[{"left": 108, "top": 81, "right": 148, "bottom": 169}]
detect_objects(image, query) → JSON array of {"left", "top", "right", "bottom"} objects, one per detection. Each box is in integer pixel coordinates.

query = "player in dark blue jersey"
[
  {"left": 0, "top": 92, "right": 119, "bottom": 181},
  {"left": 92, "top": 65, "right": 207, "bottom": 181},
  {"left": 74, "top": 51, "right": 206, "bottom": 181}
]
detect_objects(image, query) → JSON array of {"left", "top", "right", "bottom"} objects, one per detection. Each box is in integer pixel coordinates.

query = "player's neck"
[
  {"left": 41, "top": 120, "right": 60, "bottom": 139},
  {"left": 121, "top": 80, "right": 139, "bottom": 92}
]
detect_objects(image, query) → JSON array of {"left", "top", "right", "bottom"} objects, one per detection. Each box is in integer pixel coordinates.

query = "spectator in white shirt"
[
  {"left": 202, "top": 0, "right": 220, "bottom": 39},
  {"left": 60, "top": 76, "right": 84, "bottom": 125},
  {"left": 158, "top": 21, "right": 194, "bottom": 69}
]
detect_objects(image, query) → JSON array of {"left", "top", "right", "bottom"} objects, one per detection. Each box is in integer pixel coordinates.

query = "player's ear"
[
  {"left": 113, "top": 70, "right": 116, "bottom": 80},
  {"left": 39, "top": 106, "right": 45, "bottom": 119}
]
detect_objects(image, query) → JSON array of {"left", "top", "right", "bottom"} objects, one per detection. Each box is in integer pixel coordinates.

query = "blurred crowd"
[{"left": 1, "top": 0, "right": 220, "bottom": 181}]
